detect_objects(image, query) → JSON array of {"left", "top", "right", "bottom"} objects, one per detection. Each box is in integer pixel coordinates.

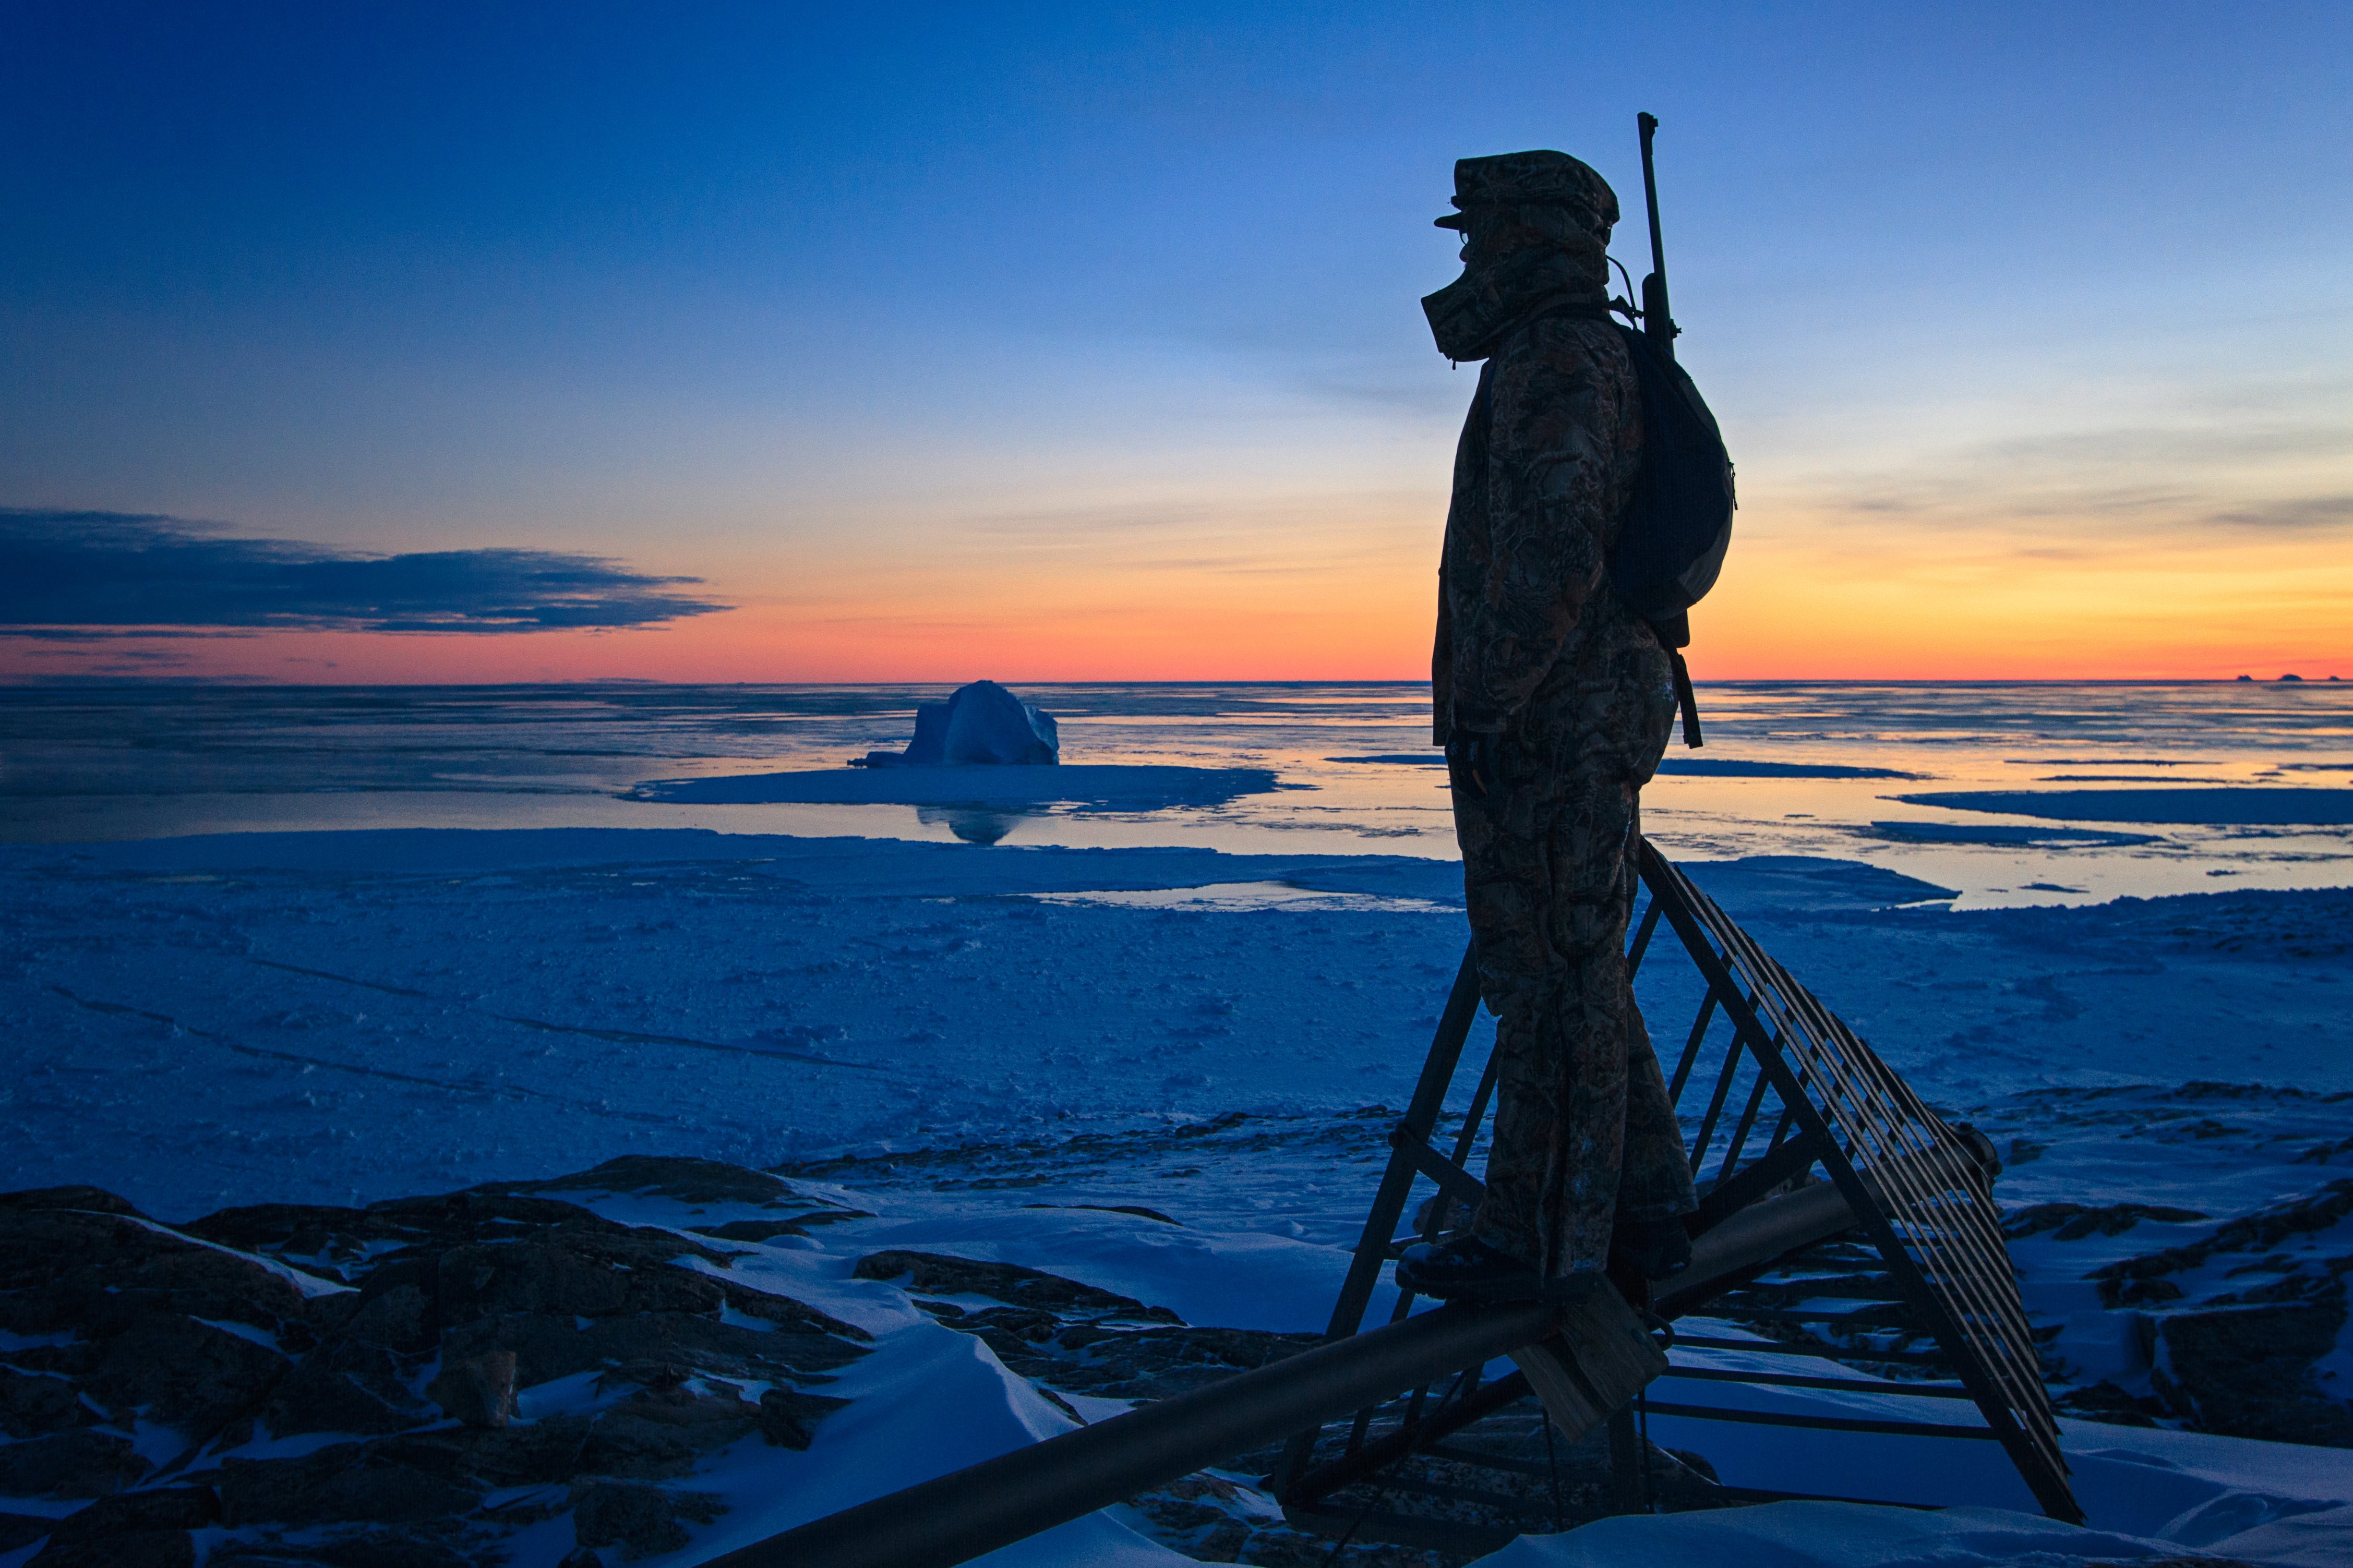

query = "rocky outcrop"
[
  {"left": 2073, "top": 1179, "right": 2353, "bottom": 1446},
  {"left": 2152, "top": 1295, "right": 2353, "bottom": 1446},
  {"left": 0, "top": 1161, "right": 871, "bottom": 1566},
  {"left": 2002, "top": 1201, "right": 2208, "bottom": 1241}
]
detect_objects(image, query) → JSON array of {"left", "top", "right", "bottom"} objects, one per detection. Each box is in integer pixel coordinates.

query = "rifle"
[
  {"left": 1637, "top": 111, "right": 1679, "bottom": 363},
  {"left": 1633, "top": 111, "right": 1704, "bottom": 745}
]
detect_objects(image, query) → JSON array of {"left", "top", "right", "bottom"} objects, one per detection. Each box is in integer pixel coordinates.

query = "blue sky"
[{"left": 4, "top": 3, "right": 2347, "bottom": 680}]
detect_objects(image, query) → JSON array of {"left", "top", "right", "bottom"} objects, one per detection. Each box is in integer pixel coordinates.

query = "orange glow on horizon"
[{"left": 8, "top": 506, "right": 2347, "bottom": 686}]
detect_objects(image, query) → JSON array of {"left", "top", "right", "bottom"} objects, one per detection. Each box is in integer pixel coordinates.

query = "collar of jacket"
[{"left": 1421, "top": 244, "right": 1607, "bottom": 364}]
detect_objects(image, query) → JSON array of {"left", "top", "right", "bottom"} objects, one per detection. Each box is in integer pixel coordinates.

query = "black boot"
[
  {"left": 1610, "top": 1217, "right": 1692, "bottom": 1281},
  {"left": 1395, "top": 1235, "right": 1542, "bottom": 1303}
]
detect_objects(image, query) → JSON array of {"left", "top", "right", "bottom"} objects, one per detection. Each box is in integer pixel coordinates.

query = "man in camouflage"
[{"left": 1397, "top": 151, "right": 1697, "bottom": 1303}]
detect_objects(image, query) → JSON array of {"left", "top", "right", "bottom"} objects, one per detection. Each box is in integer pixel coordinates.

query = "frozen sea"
[
  {"left": 5, "top": 678, "right": 2350, "bottom": 906},
  {"left": 3, "top": 680, "right": 2350, "bottom": 1566}
]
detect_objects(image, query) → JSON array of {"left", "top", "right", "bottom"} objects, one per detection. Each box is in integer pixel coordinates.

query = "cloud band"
[{"left": 0, "top": 510, "right": 730, "bottom": 635}]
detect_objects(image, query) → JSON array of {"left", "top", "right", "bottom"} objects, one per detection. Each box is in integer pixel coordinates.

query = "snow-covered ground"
[
  {"left": 3, "top": 824, "right": 2350, "bottom": 1565},
  {"left": 5, "top": 827, "right": 2343, "bottom": 1217}
]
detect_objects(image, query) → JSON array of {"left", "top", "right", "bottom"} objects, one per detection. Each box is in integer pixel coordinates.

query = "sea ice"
[
  {"left": 628, "top": 765, "right": 1282, "bottom": 813},
  {"left": 1894, "top": 787, "right": 2353, "bottom": 826}
]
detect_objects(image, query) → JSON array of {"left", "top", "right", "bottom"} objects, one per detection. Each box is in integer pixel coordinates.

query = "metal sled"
[{"left": 1271, "top": 838, "right": 2079, "bottom": 1549}]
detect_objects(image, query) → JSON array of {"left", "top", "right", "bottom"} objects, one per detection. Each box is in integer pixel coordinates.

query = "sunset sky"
[{"left": 4, "top": 2, "right": 2347, "bottom": 683}]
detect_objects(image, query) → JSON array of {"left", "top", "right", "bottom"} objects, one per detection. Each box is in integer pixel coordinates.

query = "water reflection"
[{"left": 916, "top": 803, "right": 1043, "bottom": 845}]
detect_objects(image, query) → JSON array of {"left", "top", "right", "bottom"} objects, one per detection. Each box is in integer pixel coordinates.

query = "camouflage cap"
[{"left": 1435, "top": 150, "right": 1619, "bottom": 243}]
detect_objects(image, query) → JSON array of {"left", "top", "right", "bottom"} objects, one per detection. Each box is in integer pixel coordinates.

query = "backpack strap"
[
  {"left": 1667, "top": 649, "right": 1703, "bottom": 748},
  {"left": 1648, "top": 609, "right": 1702, "bottom": 748}
]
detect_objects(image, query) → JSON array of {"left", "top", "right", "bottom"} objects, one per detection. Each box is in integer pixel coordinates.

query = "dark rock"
[
  {"left": 23, "top": 1487, "right": 219, "bottom": 1568},
  {"left": 261, "top": 1340, "right": 438, "bottom": 1438},
  {"left": 440, "top": 1306, "right": 863, "bottom": 1392},
  {"left": 570, "top": 1481, "right": 725, "bottom": 1561},
  {"left": 0, "top": 1206, "right": 302, "bottom": 1452},
  {"left": 715, "top": 1280, "right": 871, "bottom": 1341},
  {"left": 0, "top": 1174, "right": 881, "bottom": 1562},
  {"left": 1, "top": 1208, "right": 307, "bottom": 1336},
  {"left": 84, "top": 1313, "right": 289, "bottom": 1433},
  {"left": 373, "top": 1415, "right": 593, "bottom": 1488},
  {"left": 218, "top": 1445, "right": 481, "bottom": 1527},
  {"left": 946, "top": 1313, "right": 1320, "bottom": 1404},
  {"left": 0, "top": 1515, "right": 53, "bottom": 1553},
  {"left": 2003, "top": 1201, "right": 2207, "bottom": 1240},
  {"left": 0, "top": 1366, "right": 94, "bottom": 1438},
  {"left": 2, "top": 1342, "right": 99, "bottom": 1379},
  {"left": 427, "top": 1349, "right": 517, "bottom": 1429},
  {"left": 493, "top": 1156, "right": 792, "bottom": 1208},
  {"left": 366, "top": 1190, "right": 654, "bottom": 1240},
  {"left": 594, "top": 1362, "right": 688, "bottom": 1395},
  {"left": 2105, "top": 1276, "right": 2188, "bottom": 1308},
  {"left": 1023, "top": 1202, "right": 1183, "bottom": 1226},
  {"left": 26, "top": 1528, "right": 193, "bottom": 1567},
  {"left": 578, "top": 1386, "right": 761, "bottom": 1479},
  {"left": 434, "top": 1236, "right": 729, "bottom": 1326},
  {"left": 558, "top": 1550, "right": 607, "bottom": 1568},
  {"left": 2153, "top": 1294, "right": 2353, "bottom": 1445},
  {"left": 852, "top": 1250, "right": 1180, "bottom": 1323},
  {"left": 189, "top": 1191, "right": 654, "bottom": 1275},
  {"left": 209, "top": 1530, "right": 477, "bottom": 1568},
  {"left": 2093, "top": 1180, "right": 2353, "bottom": 1302},
  {"left": 0, "top": 1187, "right": 146, "bottom": 1218},
  {"left": 37, "top": 1487, "right": 220, "bottom": 1533},
  {"left": 759, "top": 1386, "right": 850, "bottom": 1451},
  {"left": 0, "top": 1430, "right": 152, "bottom": 1498},
  {"left": 340, "top": 1278, "right": 436, "bottom": 1353},
  {"left": 2055, "top": 1380, "right": 2165, "bottom": 1427},
  {"left": 181, "top": 1203, "right": 381, "bottom": 1282},
  {"left": 687, "top": 1218, "right": 809, "bottom": 1243},
  {"left": 188, "top": 1191, "right": 724, "bottom": 1292}
]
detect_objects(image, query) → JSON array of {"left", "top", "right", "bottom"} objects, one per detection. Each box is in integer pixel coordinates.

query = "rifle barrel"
[{"left": 1636, "top": 111, "right": 1675, "bottom": 353}]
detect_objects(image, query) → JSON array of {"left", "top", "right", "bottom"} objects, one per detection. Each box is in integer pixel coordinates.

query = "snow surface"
[
  {"left": 7, "top": 827, "right": 2340, "bottom": 1220},
  {"left": 1473, "top": 1500, "right": 2319, "bottom": 1567},
  {"left": 3, "top": 824, "right": 2350, "bottom": 1566}
]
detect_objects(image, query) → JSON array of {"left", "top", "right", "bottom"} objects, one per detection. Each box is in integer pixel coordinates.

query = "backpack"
[
  {"left": 1525, "top": 305, "right": 1736, "bottom": 642},
  {"left": 1532, "top": 305, "right": 1735, "bottom": 746},
  {"left": 1608, "top": 323, "right": 1735, "bottom": 635}
]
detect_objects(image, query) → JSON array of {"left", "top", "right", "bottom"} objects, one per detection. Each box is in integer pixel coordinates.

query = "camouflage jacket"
[{"left": 1432, "top": 312, "right": 1650, "bottom": 742}]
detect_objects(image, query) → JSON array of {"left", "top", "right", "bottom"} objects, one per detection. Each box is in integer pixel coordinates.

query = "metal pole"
[{"left": 713, "top": 1299, "right": 1557, "bottom": 1568}]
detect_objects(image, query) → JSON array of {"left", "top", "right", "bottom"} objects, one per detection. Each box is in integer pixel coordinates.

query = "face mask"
[{"left": 1422, "top": 243, "right": 1594, "bottom": 363}]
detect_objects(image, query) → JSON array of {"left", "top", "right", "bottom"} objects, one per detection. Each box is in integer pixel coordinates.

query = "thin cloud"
[
  {"left": 2206, "top": 494, "right": 2353, "bottom": 532},
  {"left": 1796, "top": 358, "right": 2353, "bottom": 549},
  {"left": 0, "top": 510, "right": 730, "bottom": 635}
]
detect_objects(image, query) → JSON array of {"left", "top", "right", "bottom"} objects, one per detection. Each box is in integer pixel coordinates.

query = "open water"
[{"left": 3, "top": 680, "right": 2349, "bottom": 907}]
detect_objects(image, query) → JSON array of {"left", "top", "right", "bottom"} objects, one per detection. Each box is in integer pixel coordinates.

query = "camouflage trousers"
[{"left": 1452, "top": 664, "right": 1695, "bottom": 1284}]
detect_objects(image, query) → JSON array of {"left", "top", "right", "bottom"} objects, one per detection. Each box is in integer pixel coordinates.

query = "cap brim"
[{"left": 1433, "top": 212, "right": 1468, "bottom": 230}]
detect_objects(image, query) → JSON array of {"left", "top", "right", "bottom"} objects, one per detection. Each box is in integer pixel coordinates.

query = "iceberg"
[{"left": 859, "top": 680, "right": 1060, "bottom": 768}]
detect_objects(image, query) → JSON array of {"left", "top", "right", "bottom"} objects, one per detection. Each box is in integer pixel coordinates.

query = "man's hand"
[{"left": 1445, "top": 731, "right": 1502, "bottom": 800}]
